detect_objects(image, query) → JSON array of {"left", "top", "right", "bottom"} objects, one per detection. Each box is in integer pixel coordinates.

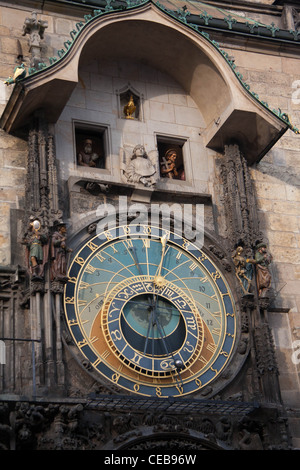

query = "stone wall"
[
  {"left": 223, "top": 33, "right": 300, "bottom": 449},
  {"left": 0, "top": 3, "right": 78, "bottom": 265}
]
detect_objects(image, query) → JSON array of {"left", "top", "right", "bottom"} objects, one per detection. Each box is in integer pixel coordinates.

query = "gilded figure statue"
[
  {"left": 123, "top": 95, "right": 136, "bottom": 119},
  {"left": 232, "top": 245, "right": 253, "bottom": 295}
]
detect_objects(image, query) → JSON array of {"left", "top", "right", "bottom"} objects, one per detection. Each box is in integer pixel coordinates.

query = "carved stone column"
[
  {"left": 20, "top": 112, "right": 66, "bottom": 396},
  {"left": 219, "top": 143, "right": 262, "bottom": 251},
  {"left": 219, "top": 143, "right": 281, "bottom": 404}
]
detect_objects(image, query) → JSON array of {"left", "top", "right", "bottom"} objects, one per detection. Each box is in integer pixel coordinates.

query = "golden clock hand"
[{"left": 153, "top": 234, "right": 168, "bottom": 287}]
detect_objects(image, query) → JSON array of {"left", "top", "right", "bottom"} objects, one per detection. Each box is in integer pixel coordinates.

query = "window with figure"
[
  {"left": 75, "top": 125, "right": 106, "bottom": 169},
  {"left": 157, "top": 137, "right": 186, "bottom": 181}
]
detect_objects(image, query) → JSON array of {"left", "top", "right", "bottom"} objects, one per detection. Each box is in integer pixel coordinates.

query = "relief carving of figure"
[
  {"left": 50, "top": 223, "right": 72, "bottom": 281},
  {"left": 121, "top": 144, "right": 157, "bottom": 187},
  {"left": 22, "top": 217, "right": 48, "bottom": 279}
]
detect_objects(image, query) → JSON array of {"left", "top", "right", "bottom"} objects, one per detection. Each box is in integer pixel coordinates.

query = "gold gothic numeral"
[
  {"left": 95, "top": 252, "right": 105, "bottom": 262},
  {"left": 124, "top": 238, "right": 133, "bottom": 248},
  {"left": 220, "top": 350, "right": 229, "bottom": 357},
  {"left": 211, "top": 271, "right": 221, "bottom": 281},
  {"left": 104, "top": 230, "right": 113, "bottom": 240},
  {"left": 85, "top": 264, "right": 97, "bottom": 274},
  {"left": 195, "top": 377, "right": 202, "bottom": 387},
  {"left": 212, "top": 328, "right": 221, "bottom": 336},
  {"left": 143, "top": 238, "right": 150, "bottom": 248},
  {"left": 110, "top": 330, "right": 122, "bottom": 341},
  {"left": 79, "top": 281, "right": 90, "bottom": 290},
  {"left": 142, "top": 225, "right": 151, "bottom": 235},
  {"left": 123, "top": 225, "right": 131, "bottom": 236},
  {"left": 87, "top": 241, "right": 99, "bottom": 252},
  {"left": 132, "top": 352, "right": 142, "bottom": 365},
  {"left": 189, "top": 262, "right": 197, "bottom": 271},
  {"left": 93, "top": 358, "right": 102, "bottom": 367},
  {"left": 206, "top": 342, "right": 217, "bottom": 353},
  {"left": 112, "top": 373, "right": 120, "bottom": 383},
  {"left": 199, "top": 355, "right": 208, "bottom": 364},
  {"left": 101, "top": 350, "right": 111, "bottom": 360},
  {"left": 78, "top": 339, "right": 88, "bottom": 349}
]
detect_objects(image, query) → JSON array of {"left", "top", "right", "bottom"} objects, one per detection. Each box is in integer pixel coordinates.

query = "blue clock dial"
[{"left": 64, "top": 224, "right": 237, "bottom": 397}]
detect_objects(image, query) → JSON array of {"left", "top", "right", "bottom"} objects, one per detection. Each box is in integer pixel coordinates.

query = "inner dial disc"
[
  {"left": 100, "top": 276, "right": 204, "bottom": 377},
  {"left": 122, "top": 293, "right": 185, "bottom": 356}
]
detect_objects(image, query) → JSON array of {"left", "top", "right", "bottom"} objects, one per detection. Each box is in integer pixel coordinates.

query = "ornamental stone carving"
[{"left": 121, "top": 144, "right": 158, "bottom": 187}]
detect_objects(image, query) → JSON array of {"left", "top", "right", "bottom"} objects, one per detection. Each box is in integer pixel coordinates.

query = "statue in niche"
[
  {"left": 123, "top": 95, "right": 136, "bottom": 119},
  {"left": 22, "top": 216, "right": 48, "bottom": 279},
  {"left": 232, "top": 245, "right": 254, "bottom": 295},
  {"left": 160, "top": 148, "right": 179, "bottom": 179},
  {"left": 232, "top": 242, "right": 273, "bottom": 298},
  {"left": 158, "top": 146, "right": 185, "bottom": 180},
  {"left": 121, "top": 144, "right": 157, "bottom": 187},
  {"left": 77, "top": 138, "right": 101, "bottom": 168},
  {"left": 253, "top": 242, "right": 273, "bottom": 297},
  {"left": 50, "top": 223, "right": 73, "bottom": 281}
]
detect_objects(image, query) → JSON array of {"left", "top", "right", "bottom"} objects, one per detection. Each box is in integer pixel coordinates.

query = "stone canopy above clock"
[{"left": 0, "top": 1, "right": 290, "bottom": 165}]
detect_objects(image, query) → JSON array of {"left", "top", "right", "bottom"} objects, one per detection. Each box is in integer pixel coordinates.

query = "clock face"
[{"left": 64, "top": 224, "right": 236, "bottom": 397}]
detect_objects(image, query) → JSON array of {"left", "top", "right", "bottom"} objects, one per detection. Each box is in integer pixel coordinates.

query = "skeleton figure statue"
[{"left": 22, "top": 217, "right": 48, "bottom": 279}]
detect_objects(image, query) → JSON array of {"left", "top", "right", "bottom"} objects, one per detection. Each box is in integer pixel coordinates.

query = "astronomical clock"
[
  {"left": 0, "top": 0, "right": 293, "bottom": 451},
  {"left": 64, "top": 223, "right": 237, "bottom": 398}
]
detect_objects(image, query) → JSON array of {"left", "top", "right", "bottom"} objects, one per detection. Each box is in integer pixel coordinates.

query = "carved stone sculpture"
[
  {"left": 254, "top": 242, "right": 273, "bottom": 297},
  {"left": 4, "top": 63, "right": 26, "bottom": 86},
  {"left": 22, "top": 217, "right": 48, "bottom": 279},
  {"left": 123, "top": 95, "right": 136, "bottom": 119},
  {"left": 50, "top": 223, "right": 72, "bottom": 281},
  {"left": 22, "top": 11, "right": 48, "bottom": 69},
  {"left": 121, "top": 144, "right": 157, "bottom": 187}
]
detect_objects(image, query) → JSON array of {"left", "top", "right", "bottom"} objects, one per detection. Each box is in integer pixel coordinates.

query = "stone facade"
[{"left": 0, "top": 0, "right": 299, "bottom": 450}]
